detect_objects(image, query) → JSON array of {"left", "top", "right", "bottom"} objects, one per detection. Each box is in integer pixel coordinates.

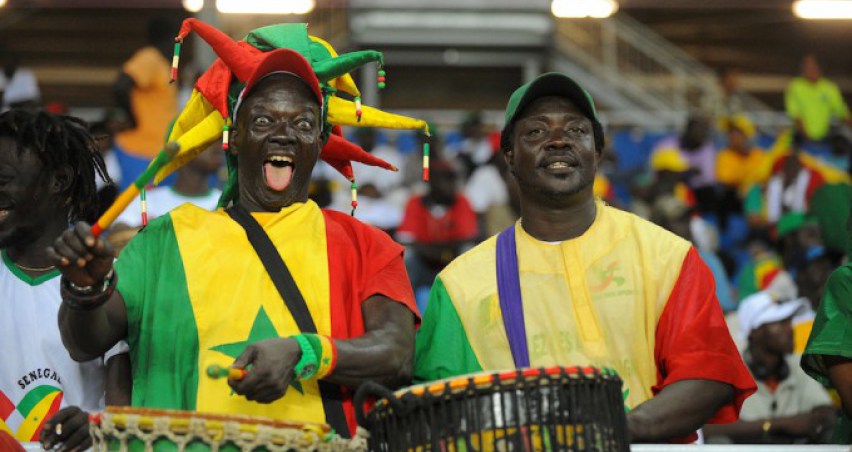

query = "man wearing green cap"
[{"left": 415, "top": 73, "right": 756, "bottom": 443}]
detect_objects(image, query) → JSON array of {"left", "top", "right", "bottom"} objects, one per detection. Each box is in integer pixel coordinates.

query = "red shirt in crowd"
[{"left": 396, "top": 194, "right": 478, "bottom": 244}]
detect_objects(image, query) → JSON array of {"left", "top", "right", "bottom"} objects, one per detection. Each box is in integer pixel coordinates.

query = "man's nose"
[
  {"left": 268, "top": 121, "right": 296, "bottom": 145},
  {"left": 545, "top": 128, "right": 571, "bottom": 151}
]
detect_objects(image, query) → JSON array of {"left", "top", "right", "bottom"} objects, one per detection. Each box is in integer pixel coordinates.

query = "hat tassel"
[
  {"left": 377, "top": 66, "right": 386, "bottom": 90},
  {"left": 350, "top": 181, "right": 358, "bottom": 216},
  {"left": 222, "top": 121, "right": 230, "bottom": 151},
  {"left": 354, "top": 96, "right": 362, "bottom": 122},
  {"left": 422, "top": 140, "right": 430, "bottom": 181},
  {"left": 170, "top": 39, "right": 182, "bottom": 83},
  {"left": 140, "top": 187, "right": 149, "bottom": 227}
]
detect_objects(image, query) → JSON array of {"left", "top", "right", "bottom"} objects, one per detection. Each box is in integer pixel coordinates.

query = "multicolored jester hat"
[{"left": 91, "top": 19, "right": 432, "bottom": 236}]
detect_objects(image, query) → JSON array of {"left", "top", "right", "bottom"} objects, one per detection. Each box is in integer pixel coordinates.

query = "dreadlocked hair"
[{"left": 0, "top": 110, "right": 111, "bottom": 223}]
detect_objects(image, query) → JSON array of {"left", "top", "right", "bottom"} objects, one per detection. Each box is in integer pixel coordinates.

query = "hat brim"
[
  {"left": 506, "top": 72, "right": 599, "bottom": 127},
  {"left": 242, "top": 48, "right": 323, "bottom": 107},
  {"left": 751, "top": 298, "right": 805, "bottom": 332}
]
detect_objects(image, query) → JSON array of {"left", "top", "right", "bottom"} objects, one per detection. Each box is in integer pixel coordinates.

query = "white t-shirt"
[
  {"left": 0, "top": 250, "right": 122, "bottom": 441},
  {"left": 464, "top": 164, "right": 508, "bottom": 214},
  {"left": 114, "top": 186, "right": 222, "bottom": 228}
]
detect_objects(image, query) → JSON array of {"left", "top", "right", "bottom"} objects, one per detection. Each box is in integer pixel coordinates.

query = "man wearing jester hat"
[{"left": 49, "top": 20, "right": 429, "bottom": 437}]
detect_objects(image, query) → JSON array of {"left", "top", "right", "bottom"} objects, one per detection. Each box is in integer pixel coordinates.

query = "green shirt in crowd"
[{"left": 785, "top": 77, "right": 850, "bottom": 141}]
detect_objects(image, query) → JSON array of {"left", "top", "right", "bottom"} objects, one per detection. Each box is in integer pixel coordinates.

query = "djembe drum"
[
  {"left": 356, "top": 366, "right": 629, "bottom": 452},
  {"left": 89, "top": 406, "right": 367, "bottom": 452}
]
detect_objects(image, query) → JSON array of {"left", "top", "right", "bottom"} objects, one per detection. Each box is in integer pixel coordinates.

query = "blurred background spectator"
[{"left": 396, "top": 159, "right": 478, "bottom": 311}]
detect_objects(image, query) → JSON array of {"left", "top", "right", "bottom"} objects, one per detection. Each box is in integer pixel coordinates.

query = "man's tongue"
[{"left": 264, "top": 163, "right": 293, "bottom": 191}]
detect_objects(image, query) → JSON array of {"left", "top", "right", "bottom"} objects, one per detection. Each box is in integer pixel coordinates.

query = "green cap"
[
  {"left": 504, "top": 72, "right": 600, "bottom": 126},
  {"left": 776, "top": 212, "right": 818, "bottom": 238}
]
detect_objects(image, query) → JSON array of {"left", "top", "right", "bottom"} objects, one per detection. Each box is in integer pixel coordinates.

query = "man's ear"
[
  {"left": 51, "top": 165, "right": 74, "bottom": 196},
  {"left": 228, "top": 127, "right": 239, "bottom": 157}
]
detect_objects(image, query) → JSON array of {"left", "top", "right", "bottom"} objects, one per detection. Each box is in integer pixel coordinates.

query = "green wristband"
[{"left": 292, "top": 334, "right": 319, "bottom": 380}]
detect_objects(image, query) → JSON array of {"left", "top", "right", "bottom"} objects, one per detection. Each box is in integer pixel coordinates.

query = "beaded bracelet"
[{"left": 61, "top": 270, "right": 117, "bottom": 311}]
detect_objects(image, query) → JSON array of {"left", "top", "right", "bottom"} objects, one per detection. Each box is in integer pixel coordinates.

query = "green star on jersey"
[{"left": 210, "top": 306, "right": 303, "bottom": 393}]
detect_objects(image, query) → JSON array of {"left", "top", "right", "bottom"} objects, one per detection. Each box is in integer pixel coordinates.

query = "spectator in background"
[
  {"left": 0, "top": 46, "right": 40, "bottom": 112},
  {"left": 108, "top": 142, "right": 223, "bottom": 253},
  {"left": 112, "top": 17, "right": 180, "bottom": 190},
  {"left": 775, "top": 213, "right": 824, "bottom": 275},
  {"left": 801, "top": 211, "right": 852, "bottom": 444},
  {"left": 464, "top": 136, "right": 517, "bottom": 239},
  {"left": 785, "top": 54, "right": 851, "bottom": 144},
  {"left": 758, "top": 152, "right": 826, "bottom": 226},
  {"left": 705, "top": 292, "right": 834, "bottom": 444},
  {"left": 652, "top": 196, "right": 735, "bottom": 313},
  {"left": 397, "top": 159, "right": 478, "bottom": 311},
  {"left": 652, "top": 115, "right": 718, "bottom": 215},
  {"left": 341, "top": 127, "right": 407, "bottom": 232},
  {"left": 716, "top": 114, "right": 765, "bottom": 229},
  {"left": 632, "top": 147, "right": 693, "bottom": 219},
  {"left": 451, "top": 112, "right": 492, "bottom": 180},
  {"left": 718, "top": 66, "right": 748, "bottom": 118}
]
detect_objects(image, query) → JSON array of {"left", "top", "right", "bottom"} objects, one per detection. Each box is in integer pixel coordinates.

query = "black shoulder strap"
[{"left": 226, "top": 204, "right": 350, "bottom": 437}]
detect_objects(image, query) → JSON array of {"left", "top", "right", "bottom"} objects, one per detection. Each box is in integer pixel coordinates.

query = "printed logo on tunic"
[
  {"left": 1, "top": 373, "right": 64, "bottom": 442},
  {"left": 590, "top": 262, "right": 634, "bottom": 299}
]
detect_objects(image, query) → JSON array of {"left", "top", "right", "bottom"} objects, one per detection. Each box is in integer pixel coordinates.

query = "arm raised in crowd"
[{"left": 47, "top": 221, "right": 127, "bottom": 361}]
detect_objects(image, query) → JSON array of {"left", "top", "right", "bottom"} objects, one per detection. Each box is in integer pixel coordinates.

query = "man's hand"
[
  {"left": 39, "top": 406, "right": 92, "bottom": 452},
  {"left": 228, "top": 338, "right": 302, "bottom": 404},
  {"left": 773, "top": 408, "right": 834, "bottom": 441},
  {"left": 47, "top": 222, "right": 114, "bottom": 287}
]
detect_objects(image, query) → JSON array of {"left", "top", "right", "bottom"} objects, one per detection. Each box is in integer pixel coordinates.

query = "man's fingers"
[
  {"left": 61, "top": 229, "right": 91, "bottom": 265},
  {"left": 57, "top": 423, "right": 89, "bottom": 452},
  {"left": 41, "top": 407, "right": 81, "bottom": 450},
  {"left": 39, "top": 422, "right": 57, "bottom": 449},
  {"left": 45, "top": 246, "right": 70, "bottom": 267},
  {"left": 52, "top": 236, "right": 85, "bottom": 267},
  {"left": 231, "top": 346, "right": 256, "bottom": 371},
  {"left": 73, "top": 222, "right": 96, "bottom": 249},
  {"left": 55, "top": 409, "right": 87, "bottom": 438},
  {"left": 93, "top": 235, "right": 115, "bottom": 259},
  {"left": 252, "top": 387, "right": 286, "bottom": 404},
  {"left": 230, "top": 370, "right": 262, "bottom": 397},
  {"left": 47, "top": 406, "right": 81, "bottom": 424}
]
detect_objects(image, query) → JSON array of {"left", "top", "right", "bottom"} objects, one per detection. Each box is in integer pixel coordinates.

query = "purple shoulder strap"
[{"left": 496, "top": 225, "right": 530, "bottom": 368}]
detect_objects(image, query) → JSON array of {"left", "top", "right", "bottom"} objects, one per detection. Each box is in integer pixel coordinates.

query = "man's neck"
[
  {"left": 519, "top": 195, "right": 597, "bottom": 242},
  {"left": 173, "top": 170, "right": 211, "bottom": 197},
  {"left": 6, "top": 218, "right": 68, "bottom": 273}
]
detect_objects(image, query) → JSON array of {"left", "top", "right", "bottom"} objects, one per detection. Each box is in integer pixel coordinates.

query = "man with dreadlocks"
[
  {"left": 0, "top": 110, "right": 128, "bottom": 450},
  {"left": 50, "top": 21, "right": 427, "bottom": 438}
]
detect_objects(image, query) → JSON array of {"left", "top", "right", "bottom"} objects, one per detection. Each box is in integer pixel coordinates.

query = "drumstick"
[
  {"left": 206, "top": 364, "right": 247, "bottom": 380},
  {"left": 90, "top": 142, "right": 181, "bottom": 238}
]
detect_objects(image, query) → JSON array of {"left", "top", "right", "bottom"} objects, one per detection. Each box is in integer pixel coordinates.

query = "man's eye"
[
  {"left": 527, "top": 128, "right": 543, "bottom": 137},
  {"left": 296, "top": 119, "right": 314, "bottom": 131},
  {"left": 254, "top": 116, "right": 272, "bottom": 126}
]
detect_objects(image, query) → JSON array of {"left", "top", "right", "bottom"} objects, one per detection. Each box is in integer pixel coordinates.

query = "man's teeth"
[
  {"left": 547, "top": 162, "right": 571, "bottom": 169},
  {"left": 267, "top": 156, "right": 293, "bottom": 163}
]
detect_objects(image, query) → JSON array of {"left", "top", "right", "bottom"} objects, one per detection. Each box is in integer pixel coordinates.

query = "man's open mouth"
[
  {"left": 0, "top": 204, "right": 11, "bottom": 222},
  {"left": 541, "top": 157, "right": 579, "bottom": 173},
  {"left": 263, "top": 155, "right": 294, "bottom": 191}
]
